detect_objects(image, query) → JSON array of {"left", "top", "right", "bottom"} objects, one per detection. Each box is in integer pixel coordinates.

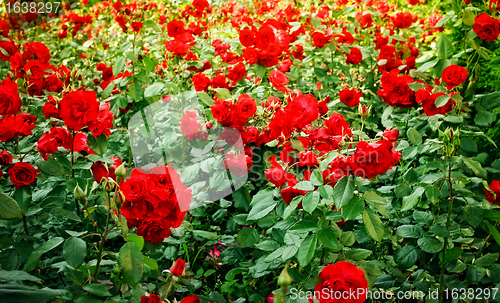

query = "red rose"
[
  {"left": 227, "top": 62, "right": 246, "bottom": 82},
  {"left": 136, "top": 219, "right": 172, "bottom": 243},
  {"left": 285, "top": 94, "right": 319, "bottom": 129},
  {"left": 256, "top": 25, "right": 276, "bottom": 49},
  {"left": 140, "top": 294, "right": 162, "bottom": 303},
  {"left": 23, "top": 42, "right": 51, "bottom": 64},
  {"left": 0, "top": 40, "right": 17, "bottom": 61},
  {"left": 339, "top": 88, "right": 362, "bottom": 107},
  {"left": 235, "top": 94, "right": 257, "bottom": 119},
  {"left": 192, "top": 0, "right": 209, "bottom": 10},
  {"left": 224, "top": 153, "right": 248, "bottom": 176},
  {"left": 0, "top": 150, "right": 12, "bottom": 165},
  {"left": 121, "top": 170, "right": 149, "bottom": 202},
  {"left": 180, "top": 110, "right": 205, "bottom": 140},
  {"left": 392, "top": 12, "right": 416, "bottom": 29},
  {"left": 0, "top": 114, "right": 37, "bottom": 142},
  {"left": 383, "top": 129, "right": 400, "bottom": 142},
  {"left": 27, "top": 79, "right": 45, "bottom": 96},
  {"left": 441, "top": 65, "right": 468, "bottom": 90},
  {"left": 59, "top": 90, "right": 100, "bottom": 131},
  {"left": 180, "top": 295, "right": 201, "bottom": 303},
  {"left": 24, "top": 60, "right": 46, "bottom": 80},
  {"left": 259, "top": 51, "right": 279, "bottom": 67},
  {"left": 42, "top": 102, "right": 61, "bottom": 120},
  {"left": 45, "top": 74, "right": 63, "bottom": 93},
  {"left": 485, "top": 180, "right": 500, "bottom": 205},
  {"left": 170, "top": 258, "right": 186, "bottom": 277},
  {"left": 243, "top": 47, "right": 259, "bottom": 64},
  {"left": 131, "top": 21, "right": 143, "bottom": 33},
  {"left": 265, "top": 156, "right": 293, "bottom": 188},
  {"left": 421, "top": 92, "right": 455, "bottom": 116},
  {"left": 37, "top": 127, "right": 72, "bottom": 160},
  {"left": 313, "top": 261, "right": 368, "bottom": 303},
  {"left": 0, "top": 19, "right": 10, "bottom": 37},
  {"left": 312, "top": 32, "right": 329, "bottom": 48},
  {"left": 281, "top": 179, "right": 307, "bottom": 205},
  {"left": 346, "top": 47, "right": 362, "bottom": 65},
  {"left": 91, "top": 161, "right": 109, "bottom": 183},
  {"left": 298, "top": 151, "right": 319, "bottom": 167},
  {"left": 269, "top": 70, "right": 289, "bottom": 92},
  {"left": 0, "top": 78, "right": 22, "bottom": 116},
  {"left": 88, "top": 103, "right": 114, "bottom": 137},
  {"left": 473, "top": 13, "right": 500, "bottom": 42},
  {"left": 239, "top": 28, "right": 256, "bottom": 47},
  {"left": 8, "top": 162, "right": 37, "bottom": 188},
  {"left": 352, "top": 140, "right": 401, "bottom": 179},
  {"left": 377, "top": 71, "right": 417, "bottom": 109},
  {"left": 191, "top": 73, "right": 211, "bottom": 91},
  {"left": 167, "top": 20, "right": 185, "bottom": 37}
]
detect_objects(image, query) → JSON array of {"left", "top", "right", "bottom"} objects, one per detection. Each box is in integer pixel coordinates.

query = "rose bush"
[{"left": 0, "top": 0, "right": 500, "bottom": 302}]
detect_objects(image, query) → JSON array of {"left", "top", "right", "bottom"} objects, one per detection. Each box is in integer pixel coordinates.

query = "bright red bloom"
[
  {"left": 269, "top": 70, "right": 289, "bottom": 93},
  {"left": 339, "top": 88, "right": 362, "bottom": 107},
  {"left": 167, "top": 20, "right": 185, "bottom": 37},
  {"left": 180, "top": 110, "right": 206, "bottom": 140},
  {"left": 8, "top": 162, "right": 37, "bottom": 188},
  {"left": 441, "top": 65, "right": 468, "bottom": 90},
  {"left": 140, "top": 294, "right": 162, "bottom": 303},
  {"left": 346, "top": 47, "right": 362, "bottom": 65},
  {"left": 227, "top": 62, "right": 246, "bottom": 82},
  {"left": 191, "top": 73, "right": 211, "bottom": 91},
  {"left": 0, "top": 79, "right": 22, "bottom": 116},
  {"left": 235, "top": 94, "right": 257, "bottom": 119},
  {"left": 88, "top": 103, "right": 114, "bottom": 137},
  {"left": 180, "top": 295, "right": 201, "bottom": 303},
  {"left": 0, "top": 150, "right": 12, "bottom": 165},
  {"left": 285, "top": 94, "right": 319, "bottom": 129},
  {"left": 170, "top": 259, "right": 186, "bottom": 277},
  {"left": 383, "top": 129, "right": 400, "bottom": 142},
  {"left": 473, "top": 13, "right": 500, "bottom": 42},
  {"left": 131, "top": 21, "right": 143, "bottom": 33},
  {"left": 91, "top": 161, "right": 109, "bottom": 183},
  {"left": 485, "top": 180, "right": 500, "bottom": 205},
  {"left": 377, "top": 70, "right": 417, "bottom": 109},
  {"left": 239, "top": 27, "right": 256, "bottom": 47},
  {"left": 392, "top": 12, "right": 416, "bottom": 29},
  {"left": 0, "top": 114, "right": 37, "bottom": 142},
  {"left": 59, "top": 90, "right": 99, "bottom": 131},
  {"left": 352, "top": 140, "right": 401, "bottom": 179}
]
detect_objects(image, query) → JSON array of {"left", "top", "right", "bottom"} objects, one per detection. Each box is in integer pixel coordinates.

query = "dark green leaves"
[
  {"left": 417, "top": 236, "right": 443, "bottom": 254},
  {"left": 342, "top": 196, "right": 364, "bottom": 221},
  {"left": 87, "top": 134, "right": 109, "bottom": 156},
  {"left": 395, "top": 245, "right": 418, "bottom": 269},
  {"left": 24, "top": 237, "right": 64, "bottom": 272},
  {"left": 437, "top": 35, "right": 453, "bottom": 59},
  {"left": 333, "top": 175, "right": 355, "bottom": 209},
  {"left": 36, "top": 158, "right": 64, "bottom": 176},
  {"left": 363, "top": 208, "right": 384, "bottom": 242},
  {"left": 247, "top": 199, "right": 277, "bottom": 221},
  {"left": 463, "top": 205, "right": 484, "bottom": 228},
  {"left": 316, "top": 227, "right": 340, "bottom": 250},
  {"left": 302, "top": 191, "right": 320, "bottom": 214},
  {"left": 297, "top": 235, "right": 317, "bottom": 267},
  {"left": 0, "top": 192, "right": 22, "bottom": 219},
  {"left": 63, "top": 237, "right": 87, "bottom": 268},
  {"left": 118, "top": 242, "right": 144, "bottom": 287},
  {"left": 237, "top": 227, "right": 259, "bottom": 248}
]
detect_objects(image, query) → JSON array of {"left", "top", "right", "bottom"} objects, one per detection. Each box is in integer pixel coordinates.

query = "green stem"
[
  {"left": 92, "top": 192, "right": 111, "bottom": 283},
  {"left": 439, "top": 156, "right": 454, "bottom": 303}
]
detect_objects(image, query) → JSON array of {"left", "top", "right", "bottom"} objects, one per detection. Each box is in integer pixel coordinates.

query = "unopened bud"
[
  {"left": 277, "top": 263, "right": 292, "bottom": 287},
  {"left": 74, "top": 184, "right": 86, "bottom": 203},
  {"left": 358, "top": 104, "right": 369, "bottom": 118},
  {"left": 115, "top": 162, "right": 126, "bottom": 177}
]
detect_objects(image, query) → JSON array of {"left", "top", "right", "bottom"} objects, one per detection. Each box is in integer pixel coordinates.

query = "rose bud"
[
  {"left": 205, "top": 122, "right": 212, "bottom": 129},
  {"left": 74, "top": 184, "right": 86, "bottom": 204},
  {"left": 383, "top": 129, "right": 400, "bottom": 142},
  {"left": 115, "top": 162, "right": 126, "bottom": 178},
  {"left": 170, "top": 259, "right": 186, "bottom": 277},
  {"left": 277, "top": 263, "right": 292, "bottom": 287},
  {"left": 91, "top": 161, "right": 109, "bottom": 183}
]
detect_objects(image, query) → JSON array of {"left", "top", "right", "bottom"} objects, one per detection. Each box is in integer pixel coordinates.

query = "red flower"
[
  {"left": 191, "top": 73, "right": 211, "bottom": 91},
  {"left": 392, "top": 12, "right": 416, "bottom": 29},
  {"left": 24, "top": 60, "right": 46, "bottom": 80},
  {"left": 0, "top": 114, "right": 37, "bottom": 142},
  {"left": 265, "top": 156, "right": 293, "bottom": 188},
  {"left": 0, "top": 79, "right": 22, "bottom": 116},
  {"left": 22, "top": 42, "right": 51, "bottom": 63},
  {"left": 346, "top": 47, "right": 362, "bottom": 65},
  {"left": 239, "top": 28, "right": 256, "bottom": 47},
  {"left": 473, "top": 13, "right": 500, "bottom": 42},
  {"left": 170, "top": 258, "right": 186, "bottom": 277},
  {"left": 227, "top": 62, "right": 246, "bottom": 82},
  {"left": 0, "top": 19, "right": 10, "bottom": 37},
  {"left": 0, "top": 150, "right": 12, "bottom": 165},
  {"left": 136, "top": 219, "right": 172, "bottom": 243},
  {"left": 91, "top": 161, "right": 109, "bottom": 183},
  {"left": 298, "top": 151, "right": 319, "bottom": 167},
  {"left": 224, "top": 153, "right": 249, "bottom": 176},
  {"left": 377, "top": 70, "right": 416, "bottom": 109},
  {"left": 167, "top": 20, "right": 185, "bottom": 37},
  {"left": 180, "top": 110, "right": 205, "bottom": 140},
  {"left": 59, "top": 90, "right": 100, "bottom": 131},
  {"left": 243, "top": 47, "right": 259, "bottom": 64},
  {"left": 0, "top": 40, "right": 17, "bottom": 61},
  {"left": 211, "top": 99, "right": 232, "bottom": 125},
  {"left": 441, "top": 65, "right": 468, "bottom": 90},
  {"left": 269, "top": 70, "right": 289, "bottom": 93},
  {"left": 312, "top": 32, "right": 329, "bottom": 48},
  {"left": 141, "top": 294, "right": 162, "bottom": 303},
  {"left": 281, "top": 179, "right": 307, "bottom": 205},
  {"left": 485, "top": 180, "right": 500, "bottom": 205},
  {"left": 285, "top": 94, "right": 319, "bottom": 129},
  {"left": 312, "top": 261, "right": 367, "bottom": 303},
  {"left": 421, "top": 91, "right": 455, "bottom": 116},
  {"left": 383, "top": 129, "right": 400, "bottom": 142},
  {"left": 8, "top": 162, "right": 37, "bottom": 188},
  {"left": 37, "top": 127, "right": 72, "bottom": 160},
  {"left": 180, "top": 295, "right": 201, "bottom": 303},
  {"left": 339, "top": 88, "right": 362, "bottom": 107},
  {"left": 88, "top": 103, "right": 114, "bottom": 137},
  {"left": 235, "top": 94, "right": 257, "bottom": 119},
  {"left": 352, "top": 140, "right": 401, "bottom": 179},
  {"left": 45, "top": 74, "right": 63, "bottom": 93},
  {"left": 131, "top": 21, "right": 143, "bottom": 33}
]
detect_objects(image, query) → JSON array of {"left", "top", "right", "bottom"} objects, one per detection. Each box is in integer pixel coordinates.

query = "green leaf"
[
  {"left": 294, "top": 181, "right": 314, "bottom": 191},
  {"left": 363, "top": 208, "right": 384, "bottom": 242},
  {"left": 0, "top": 270, "right": 42, "bottom": 282},
  {"left": 192, "top": 230, "right": 219, "bottom": 240},
  {"left": 129, "top": 80, "right": 144, "bottom": 101},
  {"left": 485, "top": 221, "right": 500, "bottom": 246},
  {"left": 87, "top": 134, "right": 109, "bottom": 157},
  {"left": 36, "top": 158, "right": 64, "bottom": 176},
  {"left": 310, "top": 170, "right": 323, "bottom": 186},
  {"left": 0, "top": 192, "right": 22, "bottom": 220},
  {"left": 302, "top": 191, "right": 320, "bottom": 214},
  {"left": 282, "top": 196, "right": 302, "bottom": 220},
  {"left": 474, "top": 104, "right": 496, "bottom": 127},
  {"left": 425, "top": 185, "right": 441, "bottom": 204},
  {"left": 83, "top": 284, "right": 112, "bottom": 297},
  {"left": 118, "top": 242, "right": 144, "bottom": 287},
  {"left": 333, "top": 175, "right": 355, "bottom": 209},
  {"left": 51, "top": 209, "right": 81, "bottom": 222},
  {"left": 216, "top": 88, "right": 232, "bottom": 100},
  {"left": 439, "top": 246, "right": 462, "bottom": 263},
  {"left": 475, "top": 253, "right": 498, "bottom": 267},
  {"left": 144, "top": 82, "right": 165, "bottom": 98},
  {"left": 435, "top": 95, "right": 450, "bottom": 108},
  {"left": 395, "top": 245, "right": 418, "bottom": 269},
  {"left": 101, "top": 82, "right": 114, "bottom": 99},
  {"left": 297, "top": 235, "right": 317, "bottom": 267},
  {"left": 417, "top": 236, "right": 443, "bottom": 254},
  {"left": 255, "top": 240, "right": 280, "bottom": 251},
  {"left": 198, "top": 91, "right": 214, "bottom": 106},
  {"left": 463, "top": 205, "right": 484, "bottom": 228},
  {"left": 0, "top": 284, "right": 71, "bottom": 303},
  {"left": 363, "top": 191, "right": 386, "bottom": 204},
  {"left": 396, "top": 225, "right": 425, "bottom": 238},
  {"left": 341, "top": 196, "right": 364, "bottom": 221},
  {"left": 112, "top": 56, "right": 126, "bottom": 76},
  {"left": 484, "top": 210, "right": 500, "bottom": 222},
  {"left": 233, "top": 187, "right": 250, "bottom": 212},
  {"left": 437, "top": 35, "right": 453, "bottom": 59},
  {"left": 289, "top": 221, "right": 317, "bottom": 234},
  {"left": 481, "top": 91, "right": 500, "bottom": 110},
  {"left": 63, "top": 237, "right": 87, "bottom": 268},
  {"left": 143, "top": 20, "right": 161, "bottom": 32},
  {"left": 407, "top": 128, "right": 422, "bottom": 145},
  {"left": 466, "top": 265, "right": 486, "bottom": 284},
  {"left": 417, "top": 57, "right": 440, "bottom": 73},
  {"left": 401, "top": 187, "right": 425, "bottom": 212},
  {"left": 316, "top": 227, "right": 340, "bottom": 250},
  {"left": 345, "top": 248, "right": 372, "bottom": 261},
  {"left": 463, "top": 157, "right": 487, "bottom": 178},
  {"left": 24, "top": 237, "right": 64, "bottom": 272},
  {"left": 250, "top": 189, "right": 273, "bottom": 207},
  {"left": 247, "top": 199, "right": 277, "bottom": 221},
  {"left": 127, "top": 234, "right": 144, "bottom": 251},
  {"left": 237, "top": 227, "right": 259, "bottom": 248},
  {"left": 12, "top": 186, "right": 31, "bottom": 214}
]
